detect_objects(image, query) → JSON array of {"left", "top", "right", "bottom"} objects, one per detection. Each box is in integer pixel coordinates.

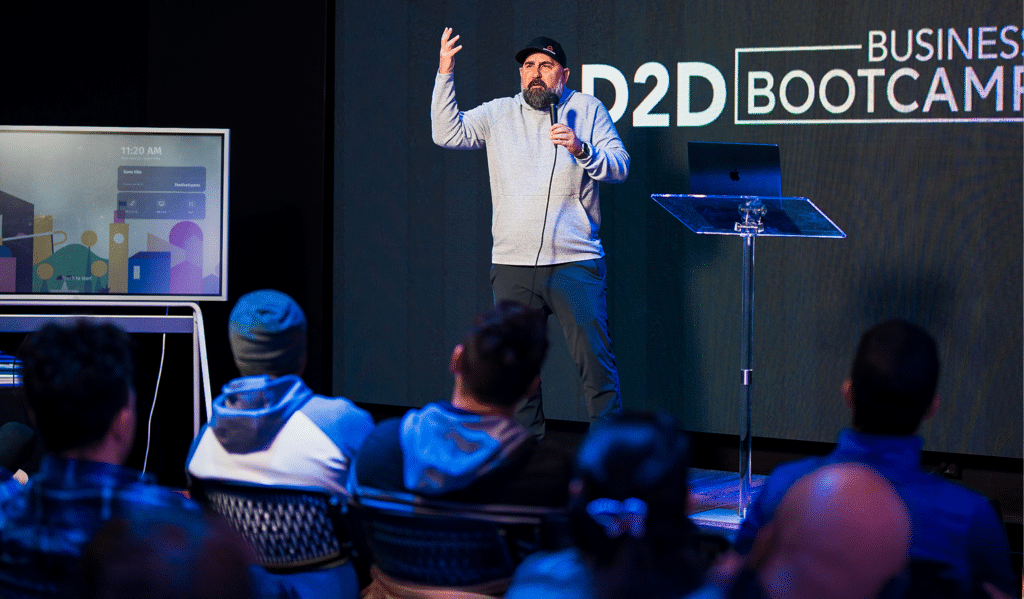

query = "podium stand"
[{"left": 651, "top": 194, "right": 845, "bottom": 521}]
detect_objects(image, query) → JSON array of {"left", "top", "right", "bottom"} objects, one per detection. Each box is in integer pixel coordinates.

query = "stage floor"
[
  {"left": 688, "top": 468, "right": 766, "bottom": 540},
  {"left": 544, "top": 424, "right": 766, "bottom": 539}
]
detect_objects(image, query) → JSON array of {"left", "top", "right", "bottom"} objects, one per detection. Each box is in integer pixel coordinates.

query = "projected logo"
[{"left": 583, "top": 25, "right": 1023, "bottom": 126}]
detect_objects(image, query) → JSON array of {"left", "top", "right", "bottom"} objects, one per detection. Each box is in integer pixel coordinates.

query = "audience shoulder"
[
  {"left": 350, "top": 417, "right": 404, "bottom": 492},
  {"left": 298, "top": 394, "right": 375, "bottom": 455},
  {"left": 506, "top": 548, "right": 591, "bottom": 599},
  {"left": 121, "top": 480, "right": 200, "bottom": 512},
  {"left": 759, "top": 456, "right": 829, "bottom": 506},
  {"left": 734, "top": 456, "right": 830, "bottom": 552}
]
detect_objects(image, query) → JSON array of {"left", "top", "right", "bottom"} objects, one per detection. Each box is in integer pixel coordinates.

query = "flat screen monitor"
[{"left": 0, "top": 126, "right": 228, "bottom": 302}]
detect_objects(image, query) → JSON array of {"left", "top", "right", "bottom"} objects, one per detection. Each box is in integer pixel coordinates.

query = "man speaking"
[{"left": 431, "top": 29, "right": 629, "bottom": 437}]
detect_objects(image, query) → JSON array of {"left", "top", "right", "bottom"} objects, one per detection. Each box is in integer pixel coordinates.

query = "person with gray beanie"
[{"left": 186, "top": 289, "right": 374, "bottom": 599}]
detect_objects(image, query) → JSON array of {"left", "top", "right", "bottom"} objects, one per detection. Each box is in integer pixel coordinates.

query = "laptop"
[{"left": 688, "top": 141, "right": 782, "bottom": 197}]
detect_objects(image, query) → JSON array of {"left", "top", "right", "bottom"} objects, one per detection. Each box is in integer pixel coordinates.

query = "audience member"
[
  {"left": 77, "top": 504, "right": 255, "bottom": 599},
  {"left": 506, "top": 412, "right": 708, "bottom": 599},
  {"left": 187, "top": 289, "right": 375, "bottom": 599},
  {"left": 0, "top": 321, "right": 204, "bottom": 598},
  {"left": 725, "top": 462, "right": 911, "bottom": 599},
  {"left": 733, "top": 319, "right": 1016, "bottom": 597},
  {"left": 353, "top": 300, "right": 574, "bottom": 597}
]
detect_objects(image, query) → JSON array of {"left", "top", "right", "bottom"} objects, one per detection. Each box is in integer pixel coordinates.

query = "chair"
[
  {"left": 190, "top": 478, "right": 351, "bottom": 572},
  {"left": 348, "top": 485, "right": 569, "bottom": 588}
]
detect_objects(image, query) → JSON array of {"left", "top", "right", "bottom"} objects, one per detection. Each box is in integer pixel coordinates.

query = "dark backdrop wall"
[
  {"left": 333, "top": 0, "right": 1023, "bottom": 458},
  {"left": 0, "top": 2, "right": 332, "bottom": 486},
  {"left": 0, "top": 0, "right": 1020, "bottom": 489}
]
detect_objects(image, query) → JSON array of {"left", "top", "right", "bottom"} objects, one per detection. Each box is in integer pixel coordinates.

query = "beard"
[{"left": 522, "top": 79, "right": 564, "bottom": 110}]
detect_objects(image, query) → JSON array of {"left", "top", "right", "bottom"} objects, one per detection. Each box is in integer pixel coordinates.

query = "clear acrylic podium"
[{"left": 651, "top": 193, "right": 845, "bottom": 521}]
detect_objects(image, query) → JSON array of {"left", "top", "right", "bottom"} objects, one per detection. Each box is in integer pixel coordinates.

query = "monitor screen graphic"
[{"left": 0, "top": 127, "right": 229, "bottom": 302}]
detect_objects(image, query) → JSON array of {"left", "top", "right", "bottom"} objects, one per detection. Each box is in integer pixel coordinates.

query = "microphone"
[{"left": 546, "top": 93, "right": 559, "bottom": 126}]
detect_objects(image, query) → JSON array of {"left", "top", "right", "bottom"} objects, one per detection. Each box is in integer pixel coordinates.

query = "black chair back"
[
  {"left": 348, "top": 485, "right": 568, "bottom": 587},
  {"left": 191, "top": 478, "right": 350, "bottom": 572}
]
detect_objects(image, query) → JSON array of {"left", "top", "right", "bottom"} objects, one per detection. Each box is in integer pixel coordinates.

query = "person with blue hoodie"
[
  {"left": 352, "top": 300, "right": 574, "bottom": 597},
  {"left": 187, "top": 289, "right": 375, "bottom": 599}
]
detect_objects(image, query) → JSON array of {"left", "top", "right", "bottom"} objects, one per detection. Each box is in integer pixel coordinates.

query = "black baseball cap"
[{"left": 515, "top": 37, "right": 567, "bottom": 68}]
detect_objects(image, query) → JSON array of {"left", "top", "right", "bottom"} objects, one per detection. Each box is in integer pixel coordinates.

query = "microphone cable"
[
  {"left": 141, "top": 307, "right": 169, "bottom": 475},
  {"left": 528, "top": 147, "right": 558, "bottom": 309},
  {"left": 528, "top": 92, "right": 562, "bottom": 309}
]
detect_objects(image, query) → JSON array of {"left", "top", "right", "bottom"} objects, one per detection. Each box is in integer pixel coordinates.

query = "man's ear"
[
  {"left": 450, "top": 343, "right": 464, "bottom": 375},
  {"left": 111, "top": 403, "right": 135, "bottom": 447},
  {"left": 842, "top": 379, "right": 854, "bottom": 411},
  {"left": 562, "top": 67, "right": 571, "bottom": 85},
  {"left": 922, "top": 395, "right": 940, "bottom": 421}
]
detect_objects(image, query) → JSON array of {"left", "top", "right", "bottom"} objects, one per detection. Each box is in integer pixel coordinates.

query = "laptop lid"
[{"left": 688, "top": 141, "right": 782, "bottom": 197}]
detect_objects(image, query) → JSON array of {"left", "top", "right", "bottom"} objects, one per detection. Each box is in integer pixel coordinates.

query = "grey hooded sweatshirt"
[{"left": 431, "top": 71, "right": 629, "bottom": 266}]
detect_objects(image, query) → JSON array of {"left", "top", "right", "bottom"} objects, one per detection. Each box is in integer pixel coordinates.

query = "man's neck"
[
  {"left": 849, "top": 425, "right": 916, "bottom": 437},
  {"left": 56, "top": 442, "right": 126, "bottom": 467},
  {"left": 449, "top": 380, "right": 515, "bottom": 419}
]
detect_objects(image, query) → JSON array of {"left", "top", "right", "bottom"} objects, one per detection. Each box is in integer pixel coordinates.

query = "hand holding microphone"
[{"left": 546, "top": 94, "right": 586, "bottom": 158}]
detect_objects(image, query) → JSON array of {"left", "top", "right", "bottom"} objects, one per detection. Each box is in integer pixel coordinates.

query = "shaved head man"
[{"left": 747, "top": 463, "right": 910, "bottom": 599}]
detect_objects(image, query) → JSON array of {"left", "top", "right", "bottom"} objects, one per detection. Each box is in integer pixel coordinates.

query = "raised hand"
[{"left": 439, "top": 27, "right": 463, "bottom": 74}]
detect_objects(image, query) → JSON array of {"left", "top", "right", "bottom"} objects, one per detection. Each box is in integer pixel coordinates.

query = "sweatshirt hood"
[
  {"left": 209, "top": 375, "right": 311, "bottom": 453},
  {"left": 400, "top": 402, "right": 531, "bottom": 496}
]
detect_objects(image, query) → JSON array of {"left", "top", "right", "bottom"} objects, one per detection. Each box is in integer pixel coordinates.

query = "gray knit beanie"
[{"left": 228, "top": 289, "right": 307, "bottom": 377}]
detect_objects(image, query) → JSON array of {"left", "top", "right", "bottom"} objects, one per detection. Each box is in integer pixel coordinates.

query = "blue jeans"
[{"left": 491, "top": 259, "right": 622, "bottom": 438}]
